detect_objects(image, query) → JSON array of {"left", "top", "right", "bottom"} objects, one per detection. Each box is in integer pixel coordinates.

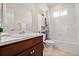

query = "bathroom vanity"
[{"left": 0, "top": 33, "right": 43, "bottom": 56}]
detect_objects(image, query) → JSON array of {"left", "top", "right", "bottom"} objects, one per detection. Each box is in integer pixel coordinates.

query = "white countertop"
[{"left": 0, "top": 33, "right": 43, "bottom": 46}]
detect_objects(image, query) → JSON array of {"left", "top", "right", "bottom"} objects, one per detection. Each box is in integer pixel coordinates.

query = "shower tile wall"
[
  {"left": 75, "top": 4, "right": 79, "bottom": 42},
  {"left": 49, "top": 3, "right": 79, "bottom": 52},
  {"left": 49, "top": 4, "right": 76, "bottom": 41}
]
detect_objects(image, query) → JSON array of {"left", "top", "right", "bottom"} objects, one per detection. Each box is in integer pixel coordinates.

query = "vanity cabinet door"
[{"left": 33, "top": 43, "right": 43, "bottom": 56}]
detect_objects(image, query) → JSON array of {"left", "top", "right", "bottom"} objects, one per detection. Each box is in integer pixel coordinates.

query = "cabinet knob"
[
  {"left": 32, "top": 50, "right": 35, "bottom": 53},
  {"left": 30, "top": 51, "right": 33, "bottom": 54},
  {"left": 30, "top": 50, "right": 35, "bottom": 54}
]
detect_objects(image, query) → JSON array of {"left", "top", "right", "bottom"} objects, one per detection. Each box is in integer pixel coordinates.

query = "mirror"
[{"left": 2, "top": 3, "right": 32, "bottom": 34}]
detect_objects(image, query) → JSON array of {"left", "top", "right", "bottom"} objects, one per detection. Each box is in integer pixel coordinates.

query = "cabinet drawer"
[
  {"left": 17, "top": 48, "right": 32, "bottom": 56},
  {"left": 17, "top": 43, "right": 43, "bottom": 56},
  {"left": 0, "top": 36, "right": 43, "bottom": 56}
]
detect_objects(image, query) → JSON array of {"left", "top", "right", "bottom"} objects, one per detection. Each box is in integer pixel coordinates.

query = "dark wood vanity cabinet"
[
  {"left": 18, "top": 43, "right": 43, "bottom": 56},
  {"left": 0, "top": 36, "right": 43, "bottom": 56}
]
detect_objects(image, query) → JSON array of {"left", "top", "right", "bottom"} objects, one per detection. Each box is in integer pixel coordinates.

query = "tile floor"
[{"left": 43, "top": 48, "right": 79, "bottom": 56}]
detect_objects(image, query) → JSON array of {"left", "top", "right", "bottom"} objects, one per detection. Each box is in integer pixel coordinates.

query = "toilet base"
[{"left": 43, "top": 40, "right": 56, "bottom": 49}]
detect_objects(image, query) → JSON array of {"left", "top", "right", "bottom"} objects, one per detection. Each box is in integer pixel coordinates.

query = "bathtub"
[{"left": 55, "top": 40, "right": 79, "bottom": 53}]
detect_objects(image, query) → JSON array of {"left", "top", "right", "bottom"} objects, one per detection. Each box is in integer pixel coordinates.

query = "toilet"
[
  {"left": 43, "top": 34, "right": 56, "bottom": 49},
  {"left": 45, "top": 40, "right": 56, "bottom": 49}
]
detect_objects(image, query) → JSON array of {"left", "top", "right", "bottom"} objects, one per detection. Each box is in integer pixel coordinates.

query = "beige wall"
[
  {"left": 32, "top": 4, "right": 48, "bottom": 33},
  {"left": 32, "top": 4, "right": 39, "bottom": 32}
]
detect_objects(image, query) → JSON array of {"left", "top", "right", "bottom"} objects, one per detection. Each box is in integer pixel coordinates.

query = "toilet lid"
[{"left": 45, "top": 40, "right": 55, "bottom": 43}]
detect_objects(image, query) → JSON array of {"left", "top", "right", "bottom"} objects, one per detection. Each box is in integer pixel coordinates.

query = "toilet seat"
[{"left": 45, "top": 40, "right": 56, "bottom": 44}]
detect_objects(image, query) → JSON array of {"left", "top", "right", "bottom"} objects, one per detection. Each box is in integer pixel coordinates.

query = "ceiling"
[
  {"left": 47, "top": 3, "right": 62, "bottom": 8},
  {"left": 6, "top": 3, "right": 32, "bottom": 11}
]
